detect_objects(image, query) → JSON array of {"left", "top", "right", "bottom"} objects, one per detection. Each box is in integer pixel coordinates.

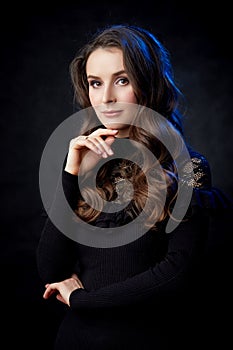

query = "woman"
[{"left": 37, "top": 24, "right": 229, "bottom": 349}]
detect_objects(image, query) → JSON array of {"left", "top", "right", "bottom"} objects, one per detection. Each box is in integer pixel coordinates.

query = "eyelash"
[
  {"left": 89, "top": 80, "right": 100, "bottom": 88},
  {"left": 117, "top": 77, "right": 129, "bottom": 85},
  {"left": 89, "top": 77, "right": 129, "bottom": 88}
]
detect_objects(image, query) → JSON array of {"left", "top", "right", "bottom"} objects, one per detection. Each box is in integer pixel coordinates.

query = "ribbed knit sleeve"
[{"left": 37, "top": 171, "right": 80, "bottom": 283}]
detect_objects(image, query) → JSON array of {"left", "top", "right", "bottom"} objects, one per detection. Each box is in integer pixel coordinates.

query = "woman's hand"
[
  {"left": 43, "top": 273, "right": 84, "bottom": 306},
  {"left": 64, "top": 128, "right": 118, "bottom": 175}
]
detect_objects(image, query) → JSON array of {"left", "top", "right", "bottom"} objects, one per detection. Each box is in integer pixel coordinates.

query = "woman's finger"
[
  {"left": 86, "top": 129, "right": 118, "bottom": 155},
  {"left": 43, "top": 283, "right": 58, "bottom": 299},
  {"left": 91, "top": 128, "right": 118, "bottom": 138},
  {"left": 86, "top": 136, "right": 114, "bottom": 157}
]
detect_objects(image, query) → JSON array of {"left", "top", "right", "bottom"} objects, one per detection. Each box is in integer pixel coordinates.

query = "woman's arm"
[
  {"left": 37, "top": 128, "right": 119, "bottom": 282},
  {"left": 68, "top": 202, "right": 209, "bottom": 310},
  {"left": 36, "top": 171, "right": 80, "bottom": 283}
]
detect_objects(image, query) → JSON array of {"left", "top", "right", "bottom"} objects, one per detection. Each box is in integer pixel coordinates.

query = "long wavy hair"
[{"left": 69, "top": 24, "right": 186, "bottom": 228}]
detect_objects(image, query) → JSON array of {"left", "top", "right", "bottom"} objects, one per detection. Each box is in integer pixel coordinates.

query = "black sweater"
[{"left": 37, "top": 151, "right": 230, "bottom": 349}]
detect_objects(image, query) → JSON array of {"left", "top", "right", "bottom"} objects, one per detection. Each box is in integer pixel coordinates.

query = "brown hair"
[{"left": 69, "top": 24, "right": 186, "bottom": 227}]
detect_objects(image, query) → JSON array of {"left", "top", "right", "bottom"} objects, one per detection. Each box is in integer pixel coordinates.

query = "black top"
[{"left": 37, "top": 149, "right": 232, "bottom": 350}]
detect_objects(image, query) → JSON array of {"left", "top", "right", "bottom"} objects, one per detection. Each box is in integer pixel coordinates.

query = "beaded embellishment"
[{"left": 181, "top": 154, "right": 210, "bottom": 188}]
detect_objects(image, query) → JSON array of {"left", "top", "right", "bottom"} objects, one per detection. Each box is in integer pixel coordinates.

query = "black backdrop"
[{"left": 1, "top": 2, "right": 232, "bottom": 349}]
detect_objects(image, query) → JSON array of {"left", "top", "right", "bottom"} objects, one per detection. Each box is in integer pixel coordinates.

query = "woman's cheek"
[{"left": 119, "top": 89, "right": 137, "bottom": 104}]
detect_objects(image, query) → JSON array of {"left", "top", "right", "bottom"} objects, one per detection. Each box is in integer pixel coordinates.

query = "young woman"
[{"left": 37, "top": 24, "right": 229, "bottom": 349}]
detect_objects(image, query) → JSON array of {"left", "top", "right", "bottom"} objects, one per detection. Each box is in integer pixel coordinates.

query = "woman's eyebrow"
[{"left": 87, "top": 70, "right": 127, "bottom": 80}]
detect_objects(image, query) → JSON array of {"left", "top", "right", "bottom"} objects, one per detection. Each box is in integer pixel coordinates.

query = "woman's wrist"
[{"left": 64, "top": 165, "right": 79, "bottom": 175}]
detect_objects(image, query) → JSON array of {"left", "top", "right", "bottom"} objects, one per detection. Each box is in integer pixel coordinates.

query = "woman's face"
[{"left": 86, "top": 47, "right": 138, "bottom": 137}]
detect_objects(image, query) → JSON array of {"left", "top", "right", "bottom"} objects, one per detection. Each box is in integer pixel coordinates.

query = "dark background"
[{"left": 1, "top": 1, "right": 232, "bottom": 349}]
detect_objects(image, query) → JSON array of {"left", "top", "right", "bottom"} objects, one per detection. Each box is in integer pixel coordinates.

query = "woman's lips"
[{"left": 101, "top": 110, "right": 123, "bottom": 117}]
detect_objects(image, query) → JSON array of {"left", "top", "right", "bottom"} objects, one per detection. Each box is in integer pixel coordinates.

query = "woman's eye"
[
  {"left": 116, "top": 77, "right": 129, "bottom": 85},
  {"left": 89, "top": 80, "right": 101, "bottom": 88}
]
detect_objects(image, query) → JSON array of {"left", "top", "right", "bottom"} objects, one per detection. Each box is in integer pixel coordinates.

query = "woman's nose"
[{"left": 102, "top": 85, "right": 116, "bottom": 104}]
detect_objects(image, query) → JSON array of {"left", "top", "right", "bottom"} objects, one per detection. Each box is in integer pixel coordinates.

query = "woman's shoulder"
[
  {"left": 185, "top": 147, "right": 212, "bottom": 190},
  {"left": 186, "top": 147, "right": 233, "bottom": 210}
]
